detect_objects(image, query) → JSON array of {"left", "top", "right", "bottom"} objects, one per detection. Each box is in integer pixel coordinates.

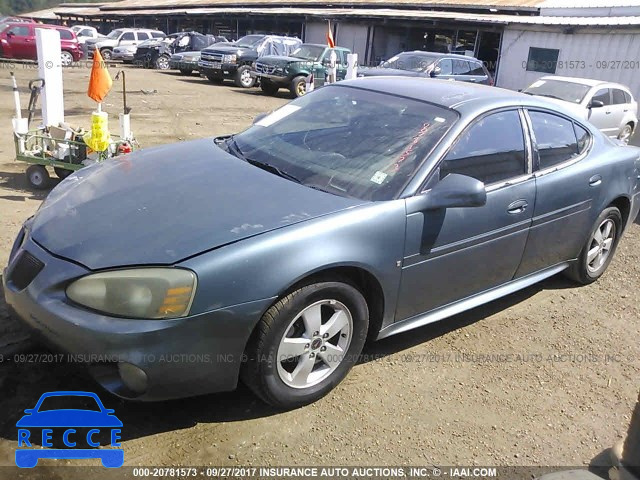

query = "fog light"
[{"left": 117, "top": 362, "right": 148, "bottom": 394}]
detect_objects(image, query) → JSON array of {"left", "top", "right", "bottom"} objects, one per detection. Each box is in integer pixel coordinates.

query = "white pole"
[
  {"left": 36, "top": 27, "right": 65, "bottom": 127},
  {"left": 10, "top": 72, "right": 21, "bottom": 119},
  {"left": 345, "top": 53, "right": 358, "bottom": 80}
]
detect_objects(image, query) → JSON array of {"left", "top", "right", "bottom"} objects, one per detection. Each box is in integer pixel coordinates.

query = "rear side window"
[
  {"left": 574, "top": 124, "right": 591, "bottom": 154},
  {"left": 529, "top": 111, "right": 580, "bottom": 170},
  {"left": 440, "top": 110, "right": 526, "bottom": 185},
  {"left": 469, "top": 61, "right": 486, "bottom": 76},
  {"left": 591, "top": 89, "right": 611, "bottom": 106},
  {"left": 624, "top": 91, "right": 632, "bottom": 103},
  {"left": 151, "top": 32, "right": 164, "bottom": 38},
  {"left": 137, "top": 32, "right": 150, "bottom": 41},
  {"left": 57, "top": 29, "right": 73, "bottom": 40},
  {"left": 612, "top": 89, "right": 628, "bottom": 105},
  {"left": 453, "top": 59, "right": 471, "bottom": 75}
]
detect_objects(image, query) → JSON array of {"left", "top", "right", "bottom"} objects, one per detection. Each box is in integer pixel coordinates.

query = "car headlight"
[
  {"left": 274, "top": 67, "right": 284, "bottom": 74},
  {"left": 66, "top": 268, "right": 197, "bottom": 319},
  {"left": 223, "top": 54, "right": 236, "bottom": 63},
  {"left": 251, "top": 61, "right": 257, "bottom": 69},
  {"left": 183, "top": 54, "right": 195, "bottom": 61}
]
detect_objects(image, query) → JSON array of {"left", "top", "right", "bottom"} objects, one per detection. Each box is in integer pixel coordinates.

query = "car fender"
[{"left": 180, "top": 200, "right": 408, "bottom": 333}]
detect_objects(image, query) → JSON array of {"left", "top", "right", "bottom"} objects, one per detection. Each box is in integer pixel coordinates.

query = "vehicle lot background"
[{"left": 0, "top": 66, "right": 639, "bottom": 468}]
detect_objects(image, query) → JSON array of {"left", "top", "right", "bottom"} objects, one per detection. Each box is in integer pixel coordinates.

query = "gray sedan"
[{"left": 4, "top": 78, "right": 640, "bottom": 408}]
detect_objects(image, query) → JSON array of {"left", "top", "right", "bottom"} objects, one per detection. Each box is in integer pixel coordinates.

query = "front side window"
[
  {"left": 440, "top": 110, "right": 526, "bottom": 185},
  {"left": 529, "top": 111, "right": 580, "bottom": 170},
  {"left": 231, "top": 85, "right": 458, "bottom": 201},
  {"left": 437, "top": 58, "right": 453, "bottom": 75},
  {"left": 591, "top": 88, "right": 611, "bottom": 106},
  {"left": 57, "top": 29, "right": 73, "bottom": 40},
  {"left": 121, "top": 32, "right": 135, "bottom": 41},
  {"left": 7, "top": 25, "right": 29, "bottom": 36}
]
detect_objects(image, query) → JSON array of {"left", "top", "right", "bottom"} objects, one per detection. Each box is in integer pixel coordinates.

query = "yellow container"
[{"left": 83, "top": 111, "right": 111, "bottom": 152}]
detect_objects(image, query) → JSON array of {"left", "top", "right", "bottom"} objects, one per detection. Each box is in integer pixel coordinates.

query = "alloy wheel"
[
  {"left": 240, "top": 69, "right": 253, "bottom": 87},
  {"left": 587, "top": 218, "right": 616, "bottom": 274},
  {"left": 619, "top": 125, "right": 633, "bottom": 144},
  {"left": 276, "top": 299, "right": 353, "bottom": 389}
]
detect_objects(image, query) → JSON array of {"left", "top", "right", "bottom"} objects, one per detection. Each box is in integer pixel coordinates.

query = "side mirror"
[
  {"left": 430, "top": 67, "right": 441, "bottom": 78},
  {"left": 253, "top": 112, "right": 268, "bottom": 124},
  {"left": 6, "top": 31, "right": 14, "bottom": 37},
  {"left": 406, "top": 173, "right": 487, "bottom": 213},
  {"left": 589, "top": 99, "right": 604, "bottom": 109},
  {"left": 104, "top": 408, "right": 115, "bottom": 414},
  {"left": 24, "top": 408, "right": 34, "bottom": 414}
]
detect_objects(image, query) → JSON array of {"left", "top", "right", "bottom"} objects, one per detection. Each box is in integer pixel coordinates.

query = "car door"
[
  {"left": 119, "top": 31, "right": 136, "bottom": 47},
  {"left": 586, "top": 88, "right": 615, "bottom": 135},
  {"left": 396, "top": 109, "right": 536, "bottom": 321},
  {"left": 452, "top": 59, "right": 472, "bottom": 82},
  {"left": 516, "top": 110, "right": 598, "bottom": 277}
]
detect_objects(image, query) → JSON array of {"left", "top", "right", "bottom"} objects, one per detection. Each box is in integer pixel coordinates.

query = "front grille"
[
  {"left": 255, "top": 62, "right": 276, "bottom": 74},
  {"left": 201, "top": 52, "right": 223, "bottom": 63},
  {"left": 8, "top": 251, "right": 44, "bottom": 291}
]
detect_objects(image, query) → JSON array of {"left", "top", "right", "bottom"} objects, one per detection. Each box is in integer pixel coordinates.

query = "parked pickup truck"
[
  {"left": 199, "top": 34, "right": 301, "bottom": 88},
  {"left": 251, "top": 44, "right": 351, "bottom": 97}
]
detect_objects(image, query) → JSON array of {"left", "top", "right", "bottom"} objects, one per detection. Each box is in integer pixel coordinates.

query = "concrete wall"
[{"left": 497, "top": 27, "right": 640, "bottom": 100}]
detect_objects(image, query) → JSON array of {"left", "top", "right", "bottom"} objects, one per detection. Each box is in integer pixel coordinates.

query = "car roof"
[
  {"left": 302, "top": 43, "right": 349, "bottom": 50},
  {"left": 538, "top": 75, "right": 629, "bottom": 90},
  {"left": 398, "top": 51, "right": 481, "bottom": 61},
  {"left": 340, "top": 76, "right": 576, "bottom": 114}
]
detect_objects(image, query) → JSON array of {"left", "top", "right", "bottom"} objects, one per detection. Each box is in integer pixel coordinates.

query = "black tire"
[
  {"left": 26, "top": 165, "right": 50, "bottom": 190},
  {"left": 179, "top": 68, "right": 193, "bottom": 75},
  {"left": 290, "top": 75, "right": 307, "bottom": 98},
  {"left": 260, "top": 79, "right": 279, "bottom": 96},
  {"left": 564, "top": 206, "right": 623, "bottom": 285},
  {"left": 618, "top": 123, "right": 634, "bottom": 144},
  {"left": 207, "top": 74, "right": 224, "bottom": 84},
  {"left": 234, "top": 65, "right": 255, "bottom": 88},
  {"left": 155, "top": 54, "right": 170, "bottom": 70},
  {"left": 60, "top": 50, "right": 74, "bottom": 67},
  {"left": 99, "top": 48, "right": 112, "bottom": 60},
  {"left": 241, "top": 280, "right": 369, "bottom": 408},
  {"left": 54, "top": 167, "right": 73, "bottom": 180}
]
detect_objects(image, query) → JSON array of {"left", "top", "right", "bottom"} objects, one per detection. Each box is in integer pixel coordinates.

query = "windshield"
[
  {"left": 231, "top": 85, "right": 457, "bottom": 201},
  {"left": 523, "top": 79, "right": 591, "bottom": 104},
  {"left": 38, "top": 395, "right": 102, "bottom": 412},
  {"left": 381, "top": 53, "right": 438, "bottom": 72},
  {"left": 291, "top": 45, "right": 325, "bottom": 61},
  {"left": 107, "top": 29, "right": 123, "bottom": 39},
  {"left": 236, "top": 35, "right": 263, "bottom": 48}
]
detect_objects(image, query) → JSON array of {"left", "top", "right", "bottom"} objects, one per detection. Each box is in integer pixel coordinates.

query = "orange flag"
[
  {"left": 87, "top": 48, "right": 112, "bottom": 103},
  {"left": 326, "top": 20, "right": 335, "bottom": 48}
]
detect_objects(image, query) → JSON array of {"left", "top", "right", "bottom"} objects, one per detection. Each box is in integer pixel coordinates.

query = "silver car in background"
[{"left": 523, "top": 76, "right": 638, "bottom": 143}]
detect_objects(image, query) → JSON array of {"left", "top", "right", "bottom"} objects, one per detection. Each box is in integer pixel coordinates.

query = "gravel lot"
[{"left": 0, "top": 65, "right": 639, "bottom": 474}]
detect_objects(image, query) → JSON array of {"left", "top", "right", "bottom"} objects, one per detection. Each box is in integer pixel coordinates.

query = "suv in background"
[
  {"left": 199, "top": 34, "right": 301, "bottom": 88},
  {"left": 252, "top": 43, "right": 351, "bottom": 97},
  {"left": 84, "top": 28, "right": 164, "bottom": 59},
  {"left": 523, "top": 76, "right": 638, "bottom": 144},
  {"left": 359, "top": 51, "right": 493, "bottom": 85},
  {"left": 135, "top": 32, "right": 225, "bottom": 70},
  {"left": 0, "top": 22, "right": 82, "bottom": 66}
]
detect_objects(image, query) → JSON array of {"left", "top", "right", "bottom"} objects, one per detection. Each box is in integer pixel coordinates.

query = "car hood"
[
  {"left": 259, "top": 55, "right": 314, "bottom": 66},
  {"left": 202, "top": 44, "right": 243, "bottom": 54},
  {"left": 30, "top": 139, "right": 364, "bottom": 270},
  {"left": 359, "top": 67, "right": 425, "bottom": 78}
]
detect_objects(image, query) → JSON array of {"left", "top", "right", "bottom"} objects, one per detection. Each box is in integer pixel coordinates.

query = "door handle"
[
  {"left": 589, "top": 174, "right": 602, "bottom": 187},
  {"left": 605, "top": 111, "right": 612, "bottom": 115},
  {"left": 507, "top": 199, "right": 528, "bottom": 214}
]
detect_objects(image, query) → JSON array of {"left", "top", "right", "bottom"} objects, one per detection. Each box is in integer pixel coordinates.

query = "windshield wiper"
[{"left": 224, "top": 137, "right": 303, "bottom": 184}]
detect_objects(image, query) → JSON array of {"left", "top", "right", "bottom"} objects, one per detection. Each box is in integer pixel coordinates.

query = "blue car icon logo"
[{"left": 16, "top": 391, "right": 123, "bottom": 468}]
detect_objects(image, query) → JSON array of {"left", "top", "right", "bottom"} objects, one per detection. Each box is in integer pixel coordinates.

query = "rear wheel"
[
  {"left": 241, "top": 280, "right": 369, "bottom": 408},
  {"left": 564, "top": 206, "right": 622, "bottom": 285},
  {"left": 26, "top": 165, "right": 50, "bottom": 190},
  {"left": 290, "top": 75, "right": 307, "bottom": 98},
  {"left": 60, "top": 51, "right": 73, "bottom": 66},
  {"left": 260, "top": 79, "right": 279, "bottom": 96},
  {"left": 235, "top": 65, "right": 255, "bottom": 88},
  {"left": 155, "top": 54, "right": 170, "bottom": 70},
  {"left": 100, "top": 48, "right": 112, "bottom": 60},
  {"left": 618, "top": 123, "right": 634, "bottom": 144}
]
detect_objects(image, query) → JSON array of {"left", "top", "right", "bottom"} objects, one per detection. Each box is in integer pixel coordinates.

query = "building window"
[{"left": 526, "top": 47, "right": 560, "bottom": 74}]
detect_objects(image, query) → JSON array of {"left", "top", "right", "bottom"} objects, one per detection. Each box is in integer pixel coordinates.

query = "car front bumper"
[
  {"left": 169, "top": 59, "right": 199, "bottom": 70},
  {"left": 112, "top": 51, "right": 135, "bottom": 61},
  {"left": 3, "top": 234, "right": 274, "bottom": 401}
]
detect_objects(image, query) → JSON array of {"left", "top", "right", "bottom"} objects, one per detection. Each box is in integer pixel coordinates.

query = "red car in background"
[{"left": 0, "top": 22, "right": 82, "bottom": 65}]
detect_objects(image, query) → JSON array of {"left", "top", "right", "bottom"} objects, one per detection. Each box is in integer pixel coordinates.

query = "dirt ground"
[{"left": 0, "top": 64, "right": 639, "bottom": 475}]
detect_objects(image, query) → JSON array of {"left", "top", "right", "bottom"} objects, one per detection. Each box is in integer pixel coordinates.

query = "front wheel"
[
  {"left": 290, "top": 75, "right": 307, "bottom": 98},
  {"left": 564, "top": 206, "right": 622, "bottom": 285},
  {"left": 26, "top": 165, "right": 50, "bottom": 190},
  {"left": 155, "top": 54, "right": 170, "bottom": 70},
  {"left": 241, "top": 280, "right": 369, "bottom": 408},
  {"left": 235, "top": 65, "right": 255, "bottom": 88},
  {"left": 60, "top": 51, "right": 73, "bottom": 66},
  {"left": 618, "top": 123, "right": 634, "bottom": 144},
  {"left": 100, "top": 48, "right": 112, "bottom": 60}
]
